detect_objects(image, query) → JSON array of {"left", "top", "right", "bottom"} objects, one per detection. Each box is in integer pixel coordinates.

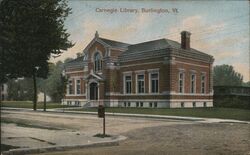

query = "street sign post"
[{"left": 98, "top": 105, "right": 105, "bottom": 136}]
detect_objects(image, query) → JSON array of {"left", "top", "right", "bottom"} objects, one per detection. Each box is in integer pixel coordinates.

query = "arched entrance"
[{"left": 90, "top": 82, "right": 98, "bottom": 100}]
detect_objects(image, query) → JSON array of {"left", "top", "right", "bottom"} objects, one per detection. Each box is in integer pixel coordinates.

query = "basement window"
[
  {"left": 193, "top": 102, "right": 196, "bottom": 107},
  {"left": 154, "top": 102, "right": 157, "bottom": 108},
  {"left": 181, "top": 102, "right": 184, "bottom": 108}
]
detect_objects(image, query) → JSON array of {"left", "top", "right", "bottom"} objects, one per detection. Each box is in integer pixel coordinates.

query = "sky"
[{"left": 51, "top": 0, "right": 250, "bottom": 82}]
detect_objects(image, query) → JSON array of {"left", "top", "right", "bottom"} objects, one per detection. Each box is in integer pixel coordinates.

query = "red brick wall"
[{"left": 171, "top": 57, "right": 211, "bottom": 94}]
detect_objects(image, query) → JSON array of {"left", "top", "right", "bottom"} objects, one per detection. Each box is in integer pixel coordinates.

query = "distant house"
[
  {"left": 0, "top": 84, "right": 8, "bottom": 101},
  {"left": 62, "top": 31, "right": 214, "bottom": 108}
]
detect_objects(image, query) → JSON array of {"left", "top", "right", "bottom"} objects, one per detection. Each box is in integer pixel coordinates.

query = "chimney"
[{"left": 181, "top": 31, "right": 191, "bottom": 50}]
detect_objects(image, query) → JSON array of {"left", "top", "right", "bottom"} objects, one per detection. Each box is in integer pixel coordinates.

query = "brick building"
[{"left": 62, "top": 31, "right": 214, "bottom": 108}]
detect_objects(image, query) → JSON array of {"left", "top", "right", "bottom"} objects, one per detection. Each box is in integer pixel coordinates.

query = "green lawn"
[
  {"left": 0, "top": 101, "right": 68, "bottom": 109},
  {"left": 1, "top": 101, "right": 249, "bottom": 121},
  {"left": 73, "top": 107, "right": 250, "bottom": 121}
]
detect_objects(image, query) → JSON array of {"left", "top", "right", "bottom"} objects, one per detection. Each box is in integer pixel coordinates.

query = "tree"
[
  {"left": 213, "top": 64, "right": 243, "bottom": 86},
  {"left": 38, "top": 60, "right": 69, "bottom": 103},
  {"left": 0, "top": 0, "right": 73, "bottom": 110},
  {"left": 7, "top": 78, "right": 34, "bottom": 101}
]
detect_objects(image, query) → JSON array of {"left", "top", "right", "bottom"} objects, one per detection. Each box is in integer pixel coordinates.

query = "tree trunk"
[
  {"left": 43, "top": 91, "right": 46, "bottom": 111},
  {"left": 33, "top": 73, "right": 37, "bottom": 111}
]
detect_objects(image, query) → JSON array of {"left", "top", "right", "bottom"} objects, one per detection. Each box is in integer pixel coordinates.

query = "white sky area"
[{"left": 50, "top": 1, "right": 250, "bottom": 82}]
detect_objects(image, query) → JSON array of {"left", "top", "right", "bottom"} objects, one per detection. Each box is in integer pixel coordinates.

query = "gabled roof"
[
  {"left": 119, "top": 38, "right": 213, "bottom": 63},
  {"left": 85, "top": 72, "right": 103, "bottom": 81},
  {"left": 99, "top": 38, "right": 130, "bottom": 49},
  {"left": 64, "top": 56, "right": 84, "bottom": 68}
]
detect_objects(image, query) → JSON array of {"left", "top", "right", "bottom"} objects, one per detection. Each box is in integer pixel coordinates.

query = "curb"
[{"left": 2, "top": 136, "right": 126, "bottom": 155}]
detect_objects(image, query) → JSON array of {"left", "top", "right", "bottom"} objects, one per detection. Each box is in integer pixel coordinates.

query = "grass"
[
  {"left": 0, "top": 101, "right": 69, "bottom": 109},
  {"left": 1, "top": 144, "right": 20, "bottom": 152},
  {"left": 72, "top": 107, "right": 250, "bottom": 121},
  {"left": 93, "top": 133, "right": 112, "bottom": 138},
  {"left": 1, "top": 118, "right": 62, "bottom": 130}
]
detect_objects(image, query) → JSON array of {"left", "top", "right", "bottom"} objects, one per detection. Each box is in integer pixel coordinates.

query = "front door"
[{"left": 90, "top": 82, "right": 98, "bottom": 100}]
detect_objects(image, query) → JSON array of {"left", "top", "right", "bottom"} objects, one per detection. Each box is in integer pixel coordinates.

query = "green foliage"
[
  {"left": 213, "top": 64, "right": 243, "bottom": 86},
  {"left": 0, "top": 0, "right": 73, "bottom": 108},
  {"left": 7, "top": 78, "right": 34, "bottom": 101},
  {"left": 242, "top": 81, "right": 250, "bottom": 87},
  {"left": 38, "top": 61, "right": 67, "bottom": 102},
  {"left": 214, "top": 96, "right": 250, "bottom": 109}
]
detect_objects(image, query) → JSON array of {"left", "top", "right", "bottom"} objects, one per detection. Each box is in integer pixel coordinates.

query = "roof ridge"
[
  {"left": 99, "top": 37, "right": 130, "bottom": 45},
  {"left": 129, "top": 38, "right": 167, "bottom": 47}
]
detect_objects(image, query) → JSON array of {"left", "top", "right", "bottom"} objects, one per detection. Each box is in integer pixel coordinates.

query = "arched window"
[{"left": 94, "top": 52, "right": 102, "bottom": 72}]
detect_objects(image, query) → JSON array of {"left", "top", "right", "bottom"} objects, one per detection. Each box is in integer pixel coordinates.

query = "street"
[{"left": 1, "top": 110, "right": 250, "bottom": 155}]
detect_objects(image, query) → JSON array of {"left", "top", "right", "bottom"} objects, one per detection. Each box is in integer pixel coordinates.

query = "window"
[
  {"left": 201, "top": 75, "right": 205, "bottom": 94},
  {"left": 2, "top": 94, "right": 4, "bottom": 100},
  {"left": 154, "top": 102, "right": 157, "bottom": 108},
  {"left": 94, "top": 52, "right": 102, "bottom": 72},
  {"left": 151, "top": 73, "right": 159, "bottom": 93},
  {"left": 190, "top": 74, "right": 196, "bottom": 93},
  {"left": 128, "top": 102, "right": 131, "bottom": 107},
  {"left": 140, "top": 102, "right": 143, "bottom": 107},
  {"left": 203, "top": 102, "right": 207, "bottom": 107},
  {"left": 137, "top": 74, "right": 144, "bottom": 93},
  {"left": 193, "top": 102, "right": 196, "bottom": 107},
  {"left": 125, "top": 75, "right": 132, "bottom": 94},
  {"left": 76, "top": 80, "right": 81, "bottom": 94},
  {"left": 149, "top": 102, "right": 153, "bottom": 108},
  {"left": 124, "top": 102, "right": 127, "bottom": 107},
  {"left": 136, "top": 102, "right": 139, "bottom": 107},
  {"left": 179, "top": 72, "right": 184, "bottom": 93},
  {"left": 181, "top": 102, "right": 184, "bottom": 108},
  {"left": 76, "top": 101, "right": 80, "bottom": 106},
  {"left": 67, "top": 101, "right": 72, "bottom": 106},
  {"left": 68, "top": 80, "right": 73, "bottom": 94}
]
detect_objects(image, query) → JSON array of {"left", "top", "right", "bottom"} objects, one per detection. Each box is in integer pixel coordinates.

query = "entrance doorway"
[{"left": 90, "top": 82, "right": 98, "bottom": 100}]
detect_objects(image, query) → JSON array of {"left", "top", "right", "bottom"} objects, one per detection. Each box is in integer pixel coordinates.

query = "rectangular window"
[
  {"left": 124, "top": 102, "right": 127, "bottom": 107},
  {"left": 203, "top": 102, "right": 207, "bottom": 107},
  {"left": 151, "top": 73, "right": 159, "bottom": 93},
  {"left": 191, "top": 74, "right": 196, "bottom": 93},
  {"left": 76, "top": 80, "right": 81, "bottom": 94},
  {"left": 149, "top": 102, "right": 153, "bottom": 108},
  {"left": 125, "top": 75, "right": 132, "bottom": 94},
  {"left": 181, "top": 102, "right": 184, "bottom": 108},
  {"left": 154, "top": 102, "right": 157, "bottom": 108},
  {"left": 69, "top": 80, "right": 73, "bottom": 94},
  {"left": 140, "top": 102, "right": 143, "bottom": 107},
  {"left": 179, "top": 72, "right": 184, "bottom": 93},
  {"left": 201, "top": 75, "right": 205, "bottom": 94},
  {"left": 76, "top": 101, "right": 80, "bottom": 106},
  {"left": 128, "top": 102, "right": 131, "bottom": 107},
  {"left": 136, "top": 102, "right": 139, "bottom": 107},
  {"left": 137, "top": 74, "right": 144, "bottom": 93},
  {"left": 193, "top": 102, "right": 196, "bottom": 107}
]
